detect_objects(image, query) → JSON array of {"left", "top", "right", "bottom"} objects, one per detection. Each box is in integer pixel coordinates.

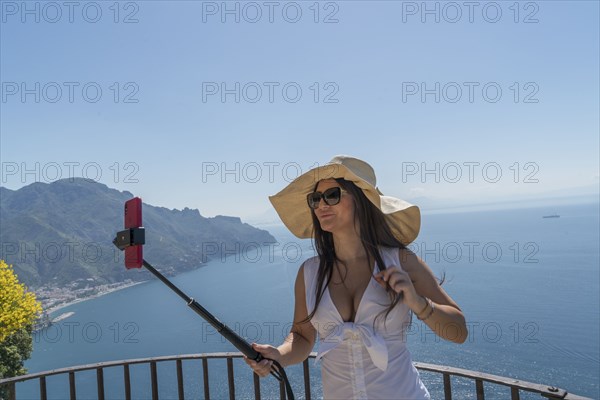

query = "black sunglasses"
[{"left": 307, "top": 187, "right": 347, "bottom": 209}]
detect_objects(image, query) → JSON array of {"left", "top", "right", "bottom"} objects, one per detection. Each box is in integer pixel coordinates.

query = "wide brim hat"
[{"left": 268, "top": 155, "right": 420, "bottom": 245}]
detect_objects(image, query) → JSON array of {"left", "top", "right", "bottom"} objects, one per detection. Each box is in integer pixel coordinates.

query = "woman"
[{"left": 244, "top": 155, "right": 467, "bottom": 399}]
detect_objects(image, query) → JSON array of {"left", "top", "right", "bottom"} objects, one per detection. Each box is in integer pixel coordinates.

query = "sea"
[{"left": 14, "top": 201, "right": 600, "bottom": 399}]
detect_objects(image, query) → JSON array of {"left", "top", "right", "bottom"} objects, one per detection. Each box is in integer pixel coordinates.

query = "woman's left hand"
[{"left": 374, "top": 266, "right": 421, "bottom": 310}]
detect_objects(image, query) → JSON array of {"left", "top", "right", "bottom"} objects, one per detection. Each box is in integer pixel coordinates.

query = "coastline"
[
  {"left": 37, "top": 263, "right": 211, "bottom": 321},
  {"left": 43, "top": 280, "right": 147, "bottom": 317}
]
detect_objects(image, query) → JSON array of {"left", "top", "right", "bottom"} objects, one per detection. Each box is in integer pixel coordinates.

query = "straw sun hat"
[{"left": 268, "top": 155, "right": 421, "bottom": 245}]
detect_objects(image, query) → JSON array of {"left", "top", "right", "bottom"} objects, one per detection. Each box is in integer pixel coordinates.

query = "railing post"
[
  {"left": 303, "top": 358, "right": 311, "bottom": 400},
  {"left": 69, "top": 371, "right": 76, "bottom": 400},
  {"left": 443, "top": 372, "right": 452, "bottom": 400},
  {"left": 124, "top": 364, "right": 131, "bottom": 400},
  {"left": 253, "top": 372, "right": 261, "bottom": 400},
  {"left": 176, "top": 359, "right": 184, "bottom": 400},
  {"left": 39, "top": 376, "right": 47, "bottom": 400},
  {"left": 150, "top": 361, "right": 159, "bottom": 400},
  {"left": 202, "top": 358, "right": 210, "bottom": 400},
  {"left": 227, "top": 357, "right": 235, "bottom": 400},
  {"left": 511, "top": 387, "right": 521, "bottom": 400},
  {"left": 96, "top": 368, "right": 104, "bottom": 400},
  {"left": 7, "top": 382, "right": 17, "bottom": 400},
  {"left": 476, "top": 379, "right": 485, "bottom": 400}
]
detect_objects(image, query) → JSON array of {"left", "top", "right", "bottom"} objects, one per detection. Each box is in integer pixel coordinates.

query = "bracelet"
[
  {"left": 416, "top": 296, "right": 429, "bottom": 317},
  {"left": 418, "top": 301, "right": 435, "bottom": 322}
]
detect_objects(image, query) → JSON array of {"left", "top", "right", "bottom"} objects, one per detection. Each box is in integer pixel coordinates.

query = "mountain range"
[{"left": 0, "top": 179, "right": 276, "bottom": 289}]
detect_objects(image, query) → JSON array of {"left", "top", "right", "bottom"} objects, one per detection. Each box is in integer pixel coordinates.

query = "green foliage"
[
  {"left": 0, "top": 262, "right": 39, "bottom": 397},
  {"left": 0, "top": 326, "right": 33, "bottom": 379}
]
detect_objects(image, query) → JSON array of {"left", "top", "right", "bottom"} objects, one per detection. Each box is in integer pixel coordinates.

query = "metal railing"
[{"left": 0, "top": 352, "right": 591, "bottom": 400}]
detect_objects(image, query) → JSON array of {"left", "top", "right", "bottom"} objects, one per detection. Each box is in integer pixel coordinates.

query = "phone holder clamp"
[{"left": 113, "top": 227, "right": 146, "bottom": 251}]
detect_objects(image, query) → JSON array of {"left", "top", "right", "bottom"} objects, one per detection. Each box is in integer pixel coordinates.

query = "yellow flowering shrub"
[{"left": 0, "top": 260, "right": 42, "bottom": 344}]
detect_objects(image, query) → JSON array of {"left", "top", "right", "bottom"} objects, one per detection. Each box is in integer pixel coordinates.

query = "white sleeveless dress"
[{"left": 303, "top": 246, "right": 431, "bottom": 400}]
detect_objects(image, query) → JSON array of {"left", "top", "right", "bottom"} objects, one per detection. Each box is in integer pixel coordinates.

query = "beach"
[{"left": 39, "top": 280, "right": 147, "bottom": 317}]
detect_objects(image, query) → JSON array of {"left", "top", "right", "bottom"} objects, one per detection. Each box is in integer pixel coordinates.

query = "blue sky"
[{"left": 1, "top": 1, "right": 598, "bottom": 220}]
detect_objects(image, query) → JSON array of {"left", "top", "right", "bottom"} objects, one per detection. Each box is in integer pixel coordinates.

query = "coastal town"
[{"left": 33, "top": 278, "right": 143, "bottom": 329}]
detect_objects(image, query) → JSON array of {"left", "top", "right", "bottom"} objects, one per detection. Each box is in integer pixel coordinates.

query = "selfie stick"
[{"left": 113, "top": 228, "right": 295, "bottom": 400}]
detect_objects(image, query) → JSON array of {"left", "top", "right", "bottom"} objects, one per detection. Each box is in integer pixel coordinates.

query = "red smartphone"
[{"left": 124, "top": 197, "right": 143, "bottom": 269}]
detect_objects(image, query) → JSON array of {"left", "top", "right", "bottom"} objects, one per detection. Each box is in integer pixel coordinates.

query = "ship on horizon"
[{"left": 542, "top": 214, "right": 560, "bottom": 218}]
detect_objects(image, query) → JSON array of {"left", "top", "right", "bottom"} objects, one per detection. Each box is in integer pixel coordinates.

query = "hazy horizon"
[{"left": 1, "top": 176, "right": 598, "bottom": 222}]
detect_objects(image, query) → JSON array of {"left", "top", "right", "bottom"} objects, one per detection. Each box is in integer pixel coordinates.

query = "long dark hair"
[{"left": 300, "top": 178, "right": 409, "bottom": 329}]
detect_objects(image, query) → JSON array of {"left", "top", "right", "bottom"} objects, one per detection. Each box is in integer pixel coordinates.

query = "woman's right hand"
[{"left": 243, "top": 343, "right": 282, "bottom": 377}]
